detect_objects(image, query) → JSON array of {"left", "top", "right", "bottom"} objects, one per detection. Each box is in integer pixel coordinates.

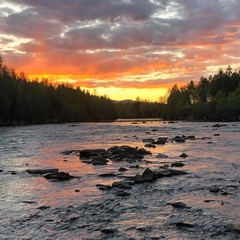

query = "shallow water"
[{"left": 0, "top": 121, "right": 239, "bottom": 239}]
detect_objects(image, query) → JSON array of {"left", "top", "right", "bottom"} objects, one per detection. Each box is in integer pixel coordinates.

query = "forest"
[
  {"left": 0, "top": 56, "right": 117, "bottom": 125},
  {"left": 115, "top": 66, "right": 240, "bottom": 121},
  {"left": 0, "top": 55, "right": 240, "bottom": 125}
]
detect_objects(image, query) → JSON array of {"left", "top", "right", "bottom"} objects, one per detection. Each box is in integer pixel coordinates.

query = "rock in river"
[
  {"left": 26, "top": 168, "right": 59, "bottom": 174},
  {"left": 171, "top": 161, "right": 185, "bottom": 167},
  {"left": 44, "top": 172, "right": 75, "bottom": 181},
  {"left": 141, "top": 168, "right": 157, "bottom": 181}
]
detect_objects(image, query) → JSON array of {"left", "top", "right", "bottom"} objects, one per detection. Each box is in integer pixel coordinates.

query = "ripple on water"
[{"left": 0, "top": 121, "right": 239, "bottom": 239}]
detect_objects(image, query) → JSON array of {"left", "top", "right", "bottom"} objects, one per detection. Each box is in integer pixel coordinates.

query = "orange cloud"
[{"left": 1, "top": 0, "right": 240, "bottom": 101}]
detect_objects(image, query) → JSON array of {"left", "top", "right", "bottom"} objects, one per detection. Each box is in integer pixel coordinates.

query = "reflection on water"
[{"left": 0, "top": 121, "right": 239, "bottom": 239}]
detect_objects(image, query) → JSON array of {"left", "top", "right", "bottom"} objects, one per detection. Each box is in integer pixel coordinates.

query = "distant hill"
[{"left": 112, "top": 99, "right": 134, "bottom": 104}]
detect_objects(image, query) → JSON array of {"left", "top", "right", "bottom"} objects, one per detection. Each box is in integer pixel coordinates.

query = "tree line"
[
  {"left": 115, "top": 66, "right": 240, "bottom": 121},
  {"left": 1, "top": 55, "right": 239, "bottom": 125},
  {"left": 0, "top": 56, "right": 117, "bottom": 125}
]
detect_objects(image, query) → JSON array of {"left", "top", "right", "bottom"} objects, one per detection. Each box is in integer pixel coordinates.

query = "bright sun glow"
[{"left": 84, "top": 87, "right": 169, "bottom": 102}]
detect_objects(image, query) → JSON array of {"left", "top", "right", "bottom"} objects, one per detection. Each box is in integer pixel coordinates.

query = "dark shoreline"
[{"left": 0, "top": 118, "right": 239, "bottom": 127}]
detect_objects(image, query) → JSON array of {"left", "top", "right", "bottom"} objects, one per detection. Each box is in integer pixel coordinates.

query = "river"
[{"left": 0, "top": 120, "right": 239, "bottom": 239}]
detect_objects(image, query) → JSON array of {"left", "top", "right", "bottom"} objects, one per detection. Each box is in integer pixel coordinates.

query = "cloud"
[{"left": 0, "top": 0, "right": 240, "bottom": 100}]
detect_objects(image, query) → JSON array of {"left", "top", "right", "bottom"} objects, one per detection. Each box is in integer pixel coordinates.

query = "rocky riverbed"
[{"left": 0, "top": 121, "right": 239, "bottom": 239}]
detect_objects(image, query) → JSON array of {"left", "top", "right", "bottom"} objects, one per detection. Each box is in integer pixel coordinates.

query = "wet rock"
[
  {"left": 101, "top": 228, "right": 117, "bottom": 234},
  {"left": 118, "top": 167, "right": 127, "bottom": 172},
  {"left": 154, "top": 138, "right": 166, "bottom": 144},
  {"left": 142, "top": 138, "right": 154, "bottom": 143},
  {"left": 156, "top": 153, "right": 168, "bottom": 158},
  {"left": 159, "top": 164, "right": 170, "bottom": 169},
  {"left": 115, "top": 190, "right": 131, "bottom": 197},
  {"left": 174, "top": 136, "right": 186, "bottom": 143},
  {"left": 112, "top": 181, "right": 132, "bottom": 189},
  {"left": 171, "top": 161, "right": 185, "bottom": 167},
  {"left": 92, "top": 157, "right": 109, "bottom": 165},
  {"left": 225, "top": 223, "right": 240, "bottom": 233},
  {"left": 180, "top": 153, "right": 188, "bottom": 158},
  {"left": 212, "top": 123, "right": 227, "bottom": 128},
  {"left": 79, "top": 145, "right": 152, "bottom": 164},
  {"left": 204, "top": 199, "right": 216, "bottom": 203},
  {"left": 156, "top": 169, "right": 188, "bottom": 178},
  {"left": 186, "top": 135, "right": 195, "bottom": 140},
  {"left": 44, "top": 172, "right": 74, "bottom": 181},
  {"left": 136, "top": 226, "right": 152, "bottom": 231},
  {"left": 134, "top": 174, "right": 144, "bottom": 183},
  {"left": 175, "top": 222, "right": 195, "bottom": 228},
  {"left": 209, "top": 186, "right": 221, "bottom": 193},
  {"left": 209, "top": 186, "right": 228, "bottom": 195},
  {"left": 60, "top": 150, "right": 79, "bottom": 155},
  {"left": 37, "top": 206, "right": 50, "bottom": 210},
  {"left": 137, "top": 148, "right": 152, "bottom": 155},
  {"left": 169, "top": 202, "right": 191, "bottom": 209},
  {"left": 129, "top": 164, "right": 140, "bottom": 168},
  {"left": 96, "top": 184, "right": 112, "bottom": 190},
  {"left": 99, "top": 173, "right": 116, "bottom": 177},
  {"left": 141, "top": 168, "right": 157, "bottom": 182},
  {"left": 26, "top": 168, "right": 59, "bottom": 174},
  {"left": 144, "top": 143, "right": 156, "bottom": 148},
  {"left": 23, "top": 200, "right": 36, "bottom": 204},
  {"left": 79, "top": 149, "right": 106, "bottom": 158}
]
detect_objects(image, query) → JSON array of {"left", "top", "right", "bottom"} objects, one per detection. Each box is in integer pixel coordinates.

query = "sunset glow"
[{"left": 1, "top": 0, "right": 240, "bottom": 101}]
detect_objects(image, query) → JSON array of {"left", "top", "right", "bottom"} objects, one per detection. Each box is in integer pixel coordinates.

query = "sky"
[{"left": 0, "top": 0, "right": 240, "bottom": 102}]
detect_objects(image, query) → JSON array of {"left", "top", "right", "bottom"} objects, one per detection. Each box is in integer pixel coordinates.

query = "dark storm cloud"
[{"left": 8, "top": 0, "right": 159, "bottom": 22}]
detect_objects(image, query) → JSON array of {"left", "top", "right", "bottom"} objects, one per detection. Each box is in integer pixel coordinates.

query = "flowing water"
[{"left": 0, "top": 121, "right": 239, "bottom": 240}]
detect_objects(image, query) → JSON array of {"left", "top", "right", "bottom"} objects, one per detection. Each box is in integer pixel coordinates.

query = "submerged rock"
[
  {"left": 112, "top": 181, "right": 132, "bottom": 189},
  {"left": 212, "top": 123, "right": 227, "bottom": 128},
  {"left": 142, "top": 138, "right": 154, "bottom": 143},
  {"left": 156, "top": 169, "right": 188, "bottom": 179},
  {"left": 154, "top": 138, "right": 166, "bottom": 144},
  {"left": 174, "top": 136, "right": 186, "bottom": 143},
  {"left": 225, "top": 223, "right": 240, "bottom": 233},
  {"left": 171, "top": 161, "right": 185, "bottom": 167},
  {"left": 115, "top": 190, "right": 131, "bottom": 197},
  {"left": 186, "top": 135, "right": 195, "bottom": 140},
  {"left": 37, "top": 206, "right": 51, "bottom": 210},
  {"left": 99, "top": 173, "right": 116, "bottom": 177},
  {"left": 92, "top": 157, "right": 109, "bottom": 165},
  {"left": 144, "top": 143, "right": 156, "bottom": 148},
  {"left": 101, "top": 228, "right": 116, "bottom": 234},
  {"left": 169, "top": 202, "right": 191, "bottom": 209},
  {"left": 96, "top": 184, "right": 112, "bottom": 190},
  {"left": 156, "top": 153, "right": 168, "bottom": 158},
  {"left": 118, "top": 167, "right": 127, "bottom": 172},
  {"left": 80, "top": 149, "right": 106, "bottom": 158},
  {"left": 44, "top": 172, "right": 74, "bottom": 181},
  {"left": 175, "top": 222, "right": 195, "bottom": 228}
]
